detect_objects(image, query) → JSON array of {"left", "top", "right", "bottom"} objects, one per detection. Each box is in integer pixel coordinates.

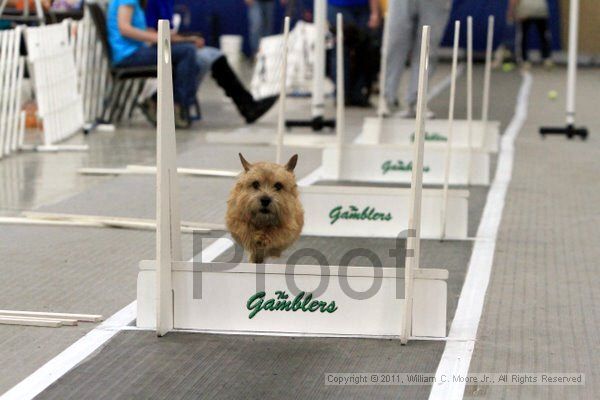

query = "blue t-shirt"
[
  {"left": 328, "top": 0, "right": 368, "bottom": 6},
  {"left": 145, "top": 0, "right": 174, "bottom": 30},
  {"left": 107, "top": 0, "right": 147, "bottom": 64}
]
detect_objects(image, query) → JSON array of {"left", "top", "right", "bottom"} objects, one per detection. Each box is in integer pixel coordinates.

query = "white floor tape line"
[
  {"left": 0, "top": 302, "right": 137, "bottom": 400},
  {"left": 428, "top": 71, "right": 532, "bottom": 400}
]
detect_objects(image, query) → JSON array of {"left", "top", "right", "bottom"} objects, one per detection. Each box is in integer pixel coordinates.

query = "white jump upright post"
[
  {"left": 335, "top": 13, "right": 345, "bottom": 178},
  {"left": 539, "top": 0, "right": 588, "bottom": 139},
  {"left": 481, "top": 16, "right": 494, "bottom": 144},
  {"left": 441, "top": 21, "right": 460, "bottom": 240},
  {"left": 285, "top": 0, "right": 334, "bottom": 130},
  {"left": 466, "top": 16, "right": 473, "bottom": 184},
  {"left": 156, "top": 20, "right": 182, "bottom": 337},
  {"left": 377, "top": 12, "right": 391, "bottom": 117},
  {"left": 312, "top": 0, "right": 325, "bottom": 121},
  {"left": 401, "top": 25, "right": 430, "bottom": 345},
  {"left": 275, "top": 17, "right": 291, "bottom": 164}
]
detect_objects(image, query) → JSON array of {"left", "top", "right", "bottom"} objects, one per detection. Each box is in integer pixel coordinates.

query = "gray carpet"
[
  {"left": 465, "top": 69, "right": 600, "bottom": 399},
  {"left": 0, "top": 64, "right": 522, "bottom": 399},
  {"left": 36, "top": 331, "right": 444, "bottom": 400}
]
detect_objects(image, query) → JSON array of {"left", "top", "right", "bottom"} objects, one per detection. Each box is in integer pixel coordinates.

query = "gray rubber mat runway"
[
  {"left": 465, "top": 69, "right": 600, "bottom": 399},
  {"left": 36, "top": 331, "right": 444, "bottom": 400},
  {"left": 0, "top": 64, "right": 521, "bottom": 399}
]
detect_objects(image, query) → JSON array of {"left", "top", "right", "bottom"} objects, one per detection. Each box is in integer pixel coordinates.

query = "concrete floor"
[{"left": 0, "top": 61, "right": 597, "bottom": 400}]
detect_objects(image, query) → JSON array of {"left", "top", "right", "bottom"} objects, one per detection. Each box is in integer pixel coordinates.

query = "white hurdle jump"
[
  {"left": 137, "top": 19, "right": 448, "bottom": 343},
  {"left": 355, "top": 16, "right": 498, "bottom": 186},
  {"left": 295, "top": 20, "right": 469, "bottom": 239},
  {"left": 0, "top": 26, "right": 26, "bottom": 159}
]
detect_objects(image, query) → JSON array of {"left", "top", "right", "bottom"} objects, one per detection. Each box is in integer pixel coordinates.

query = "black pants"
[{"left": 521, "top": 18, "right": 551, "bottom": 61}]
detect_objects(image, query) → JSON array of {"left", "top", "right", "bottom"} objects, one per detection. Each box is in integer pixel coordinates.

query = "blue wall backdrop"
[{"left": 174, "top": 0, "right": 562, "bottom": 54}]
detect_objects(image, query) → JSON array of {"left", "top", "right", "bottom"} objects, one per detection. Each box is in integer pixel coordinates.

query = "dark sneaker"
[
  {"left": 139, "top": 96, "right": 157, "bottom": 126},
  {"left": 174, "top": 104, "right": 191, "bottom": 129},
  {"left": 241, "top": 96, "right": 278, "bottom": 124}
]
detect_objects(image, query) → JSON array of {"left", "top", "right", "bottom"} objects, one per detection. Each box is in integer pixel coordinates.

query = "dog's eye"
[
  {"left": 274, "top": 182, "right": 283, "bottom": 191},
  {"left": 252, "top": 181, "right": 260, "bottom": 189}
]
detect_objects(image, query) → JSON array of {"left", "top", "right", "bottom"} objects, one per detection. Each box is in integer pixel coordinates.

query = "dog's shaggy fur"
[{"left": 226, "top": 153, "right": 304, "bottom": 264}]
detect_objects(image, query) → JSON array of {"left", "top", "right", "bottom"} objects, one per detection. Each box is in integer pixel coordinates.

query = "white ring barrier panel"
[
  {"left": 72, "top": 12, "right": 110, "bottom": 126},
  {"left": 0, "top": 27, "right": 26, "bottom": 159},
  {"left": 139, "top": 20, "right": 448, "bottom": 344},
  {"left": 25, "top": 21, "right": 86, "bottom": 151}
]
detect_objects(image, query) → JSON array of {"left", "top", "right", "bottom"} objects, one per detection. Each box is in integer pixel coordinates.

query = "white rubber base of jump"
[
  {"left": 356, "top": 117, "right": 500, "bottom": 153},
  {"left": 137, "top": 261, "right": 447, "bottom": 338},
  {"left": 204, "top": 127, "right": 336, "bottom": 148},
  {"left": 300, "top": 185, "right": 468, "bottom": 239},
  {"left": 321, "top": 144, "right": 489, "bottom": 185}
]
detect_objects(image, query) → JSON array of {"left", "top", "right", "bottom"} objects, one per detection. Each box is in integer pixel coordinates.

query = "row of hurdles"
[{"left": 136, "top": 12, "right": 500, "bottom": 345}]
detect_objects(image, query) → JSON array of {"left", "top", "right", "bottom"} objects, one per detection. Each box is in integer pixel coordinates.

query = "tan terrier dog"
[{"left": 226, "top": 153, "right": 304, "bottom": 264}]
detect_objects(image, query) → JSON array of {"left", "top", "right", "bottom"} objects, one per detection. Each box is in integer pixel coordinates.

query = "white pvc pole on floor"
[
  {"left": 466, "top": 16, "right": 473, "bottom": 184},
  {"left": 377, "top": 11, "right": 391, "bottom": 117},
  {"left": 565, "top": 0, "right": 579, "bottom": 126},
  {"left": 441, "top": 21, "right": 460, "bottom": 241},
  {"left": 335, "top": 13, "right": 345, "bottom": 178},
  {"left": 401, "top": 25, "right": 430, "bottom": 345},
  {"left": 311, "top": 0, "right": 326, "bottom": 119},
  {"left": 481, "top": 16, "right": 494, "bottom": 136},
  {"left": 275, "top": 17, "right": 290, "bottom": 164}
]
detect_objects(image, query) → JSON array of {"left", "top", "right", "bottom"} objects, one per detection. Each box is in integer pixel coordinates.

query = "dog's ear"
[
  {"left": 284, "top": 154, "right": 298, "bottom": 172},
  {"left": 239, "top": 153, "right": 252, "bottom": 172}
]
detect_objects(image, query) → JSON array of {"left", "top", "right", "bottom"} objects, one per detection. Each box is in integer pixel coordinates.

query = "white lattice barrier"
[
  {"left": 26, "top": 21, "right": 86, "bottom": 151},
  {"left": 71, "top": 13, "right": 110, "bottom": 125},
  {"left": 0, "top": 27, "right": 26, "bottom": 159}
]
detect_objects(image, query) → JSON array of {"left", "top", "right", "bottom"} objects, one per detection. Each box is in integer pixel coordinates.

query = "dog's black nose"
[{"left": 260, "top": 196, "right": 272, "bottom": 207}]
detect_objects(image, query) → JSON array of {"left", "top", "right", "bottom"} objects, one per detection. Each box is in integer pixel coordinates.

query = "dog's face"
[{"left": 229, "top": 153, "right": 300, "bottom": 228}]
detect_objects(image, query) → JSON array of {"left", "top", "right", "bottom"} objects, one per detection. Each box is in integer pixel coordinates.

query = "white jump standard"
[{"left": 137, "top": 20, "right": 448, "bottom": 343}]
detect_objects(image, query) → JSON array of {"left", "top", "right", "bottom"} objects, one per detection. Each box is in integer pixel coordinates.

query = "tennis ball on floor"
[
  {"left": 548, "top": 90, "right": 558, "bottom": 100},
  {"left": 502, "top": 62, "right": 515, "bottom": 72}
]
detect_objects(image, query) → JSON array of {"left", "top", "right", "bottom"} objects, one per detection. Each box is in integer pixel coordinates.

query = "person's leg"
[
  {"left": 384, "top": 0, "right": 414, "bottom": 107},
  {"left": 534, "top": 18, "right": 551, "bottom": 60},
  {"left": 347, "top": 5, "right": 373, "bottom": 105},
  {"left": 248, "top": 1, "right": 262, "bottom": 54},
  {"left": 170, "top": 43, "right": 201, "bottom": 108},
  {"left": 405, "top": 0, "right": 450, "bottom": 108},
  {"left": 260, "top": 0, "right": 275, "bottom": 38},
  {"left": 117, "top": 47, "right": 159, "bottom": 125},
  {"left": 211, "top": 55, "right": 278, "bottom": 123},
  {"left": 116, "top": 46, "right": 157, "bottom": 68},
  {"left": 196, "top": 46, "right": 224, "bottom": 85},
  {"left": 521, "top": 19, "right": 532, "bottom": 62}
]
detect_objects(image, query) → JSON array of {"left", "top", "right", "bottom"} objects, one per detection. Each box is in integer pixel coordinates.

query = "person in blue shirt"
[
  {"left": 145, "top": 0, "right": 276, "bottom": 124},
  {"left": 107, "top": 0, "right": 200, "bottom": 128}
]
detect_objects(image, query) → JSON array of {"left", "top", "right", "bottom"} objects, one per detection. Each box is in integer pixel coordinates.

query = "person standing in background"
[
  {"left": 327, "top": 0, "right": 381, "bottom": 107},
  {"left": 508, "top": 0, "right": 553, "bottom": 69},
  {"left": 246, "top": 0, "right": 280, "bottom": 56},
  {"left": 383, "top": 0, "right": 450, "bottom": 118}
]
